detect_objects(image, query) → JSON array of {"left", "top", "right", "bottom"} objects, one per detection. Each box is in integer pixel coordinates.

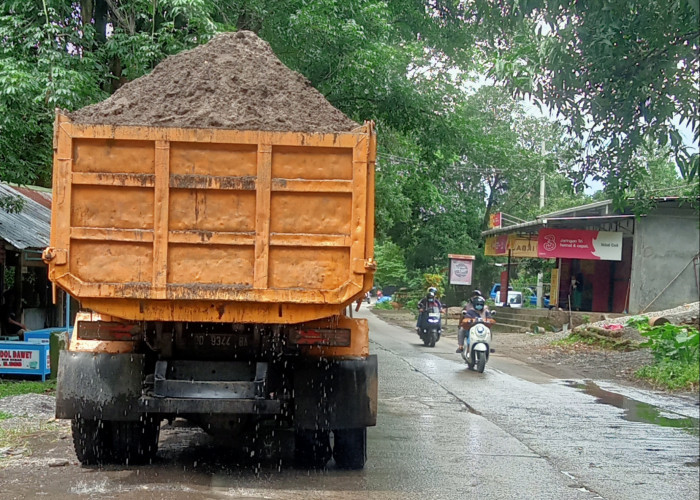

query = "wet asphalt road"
[{"left": 1, "top": 304, "right": 698, "bottom": 499}]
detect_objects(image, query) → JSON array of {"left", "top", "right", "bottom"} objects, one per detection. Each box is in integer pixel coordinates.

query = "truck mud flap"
[
  {"left": 294, "top": 355, "right": 378, "bottom": 430},
  {"left": 55, "top": 351, "right": 145, "bottom": 421}
]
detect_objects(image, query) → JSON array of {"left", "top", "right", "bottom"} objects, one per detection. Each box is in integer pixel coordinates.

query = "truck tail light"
[
  {"left": 288, "top": 328, "right": 351, "bottom": 347},
  {"left": 77, "top": 321, "right": 141, "bottom": 341}
]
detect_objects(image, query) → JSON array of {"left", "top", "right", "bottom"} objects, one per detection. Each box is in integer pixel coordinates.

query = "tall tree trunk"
[{"left": 482, "top": 177, "right": 498, "bottom": 231}]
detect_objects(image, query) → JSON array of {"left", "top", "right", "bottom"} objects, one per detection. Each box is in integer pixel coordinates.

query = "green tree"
[
  {"left": 1, "top": 0, "right": 220, "bottom": 186},
  {"left": 473, "top": 0, "right": 699, "bottom": 190},
  {"left": 373, "top": 240, "right": 408, "bottom": 288}
]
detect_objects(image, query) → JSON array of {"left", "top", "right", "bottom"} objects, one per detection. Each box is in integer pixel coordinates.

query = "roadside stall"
[
  {"left": 0, "top": 183, "right": 74, "bottom": 380},
  {"left": 482, "top": 198, "right": 699, "bottom": 315}
]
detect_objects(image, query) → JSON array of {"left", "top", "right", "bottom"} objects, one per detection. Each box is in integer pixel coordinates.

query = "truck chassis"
[{"left": 57, "top": 312, "right": 377, "bottom": 469}]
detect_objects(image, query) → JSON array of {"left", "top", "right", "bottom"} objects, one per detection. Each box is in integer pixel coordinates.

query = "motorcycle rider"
[
  {"left": 463, "top": 289, "right": 488, "bottom": 313},
  {"left": 416, "top": 287, "right": 442, "bottom": 331},
  {"left": 456, "top": 295, "right": 492, "bottom": 353}
]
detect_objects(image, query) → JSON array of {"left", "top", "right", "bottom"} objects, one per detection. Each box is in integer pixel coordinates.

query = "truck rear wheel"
[
  {"left": 294, "top": 429, "right": 332, "bottom": 468},
  {"left": 72, "top": 417, "right": 160, "bottom": 465},
  {"left": 109, "top": 416, "right": 161, "bottom": 465},
  {"left": 71, "top": 418, "right": 110, "bottom": 465},
  {"left": 333, "top": 428, "right": 367, "bottom": 469}
]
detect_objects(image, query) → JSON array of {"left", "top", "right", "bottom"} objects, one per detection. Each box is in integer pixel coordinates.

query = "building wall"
[
  {"left": 611, "top": 239, "right": 633, "bottom": 313},
  {"left": 629, "top": 207, "right": 700, "bottom": 313}
]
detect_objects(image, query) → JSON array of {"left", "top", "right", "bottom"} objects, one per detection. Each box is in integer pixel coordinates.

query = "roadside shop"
[
  {"left": 482, "top": 198, "right": 700, "bottom": 314},
  {"left": 0, "top": 183, "right": 73, "bottom": 380}
]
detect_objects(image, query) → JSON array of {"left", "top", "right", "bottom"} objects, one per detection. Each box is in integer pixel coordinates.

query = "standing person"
[
  {"left": 416, "top": 287, "right": 442, "bottom": 331},
  {"left": 456, "top": 295, "right": 491, "bottom": 353},
  {"left": 1, "top": 291, "right": 27, "bottom": 340},
  {"left": 571, "top": 273, "right": 584, "bottom": 311}
]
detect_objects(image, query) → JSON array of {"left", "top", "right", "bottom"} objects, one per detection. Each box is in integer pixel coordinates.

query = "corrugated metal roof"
[
  {"left": 0, "top": 183, "right": 51, "bottom": 250},
  {"left": 538, "top": 199, "right": 614, "bottom": 218},
  {"left": 14, "top": 185, "right": 52, "bottom": 209}
]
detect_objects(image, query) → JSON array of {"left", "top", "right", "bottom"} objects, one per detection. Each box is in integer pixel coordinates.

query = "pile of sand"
[{"left": 70, "top": 31, "right": 359, "bottom": 133}]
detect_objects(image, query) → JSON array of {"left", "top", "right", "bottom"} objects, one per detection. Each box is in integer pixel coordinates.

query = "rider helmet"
[
  {"left": 471, "top": 295, "right": 485, "bottom": 311},
  {"left": 427, "top": 287, "right": 437, "bottom": 299},
  {"left": 472, "top": 289, "right": 482, "bottom": 297}
]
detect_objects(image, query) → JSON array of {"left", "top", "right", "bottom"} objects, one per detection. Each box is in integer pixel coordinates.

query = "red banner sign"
[
  {"left": 489, "top": 212, "right": 502, "bottom": 229},
  {"left": 537, "top": 229, "right": 622, "bottom": 261}
]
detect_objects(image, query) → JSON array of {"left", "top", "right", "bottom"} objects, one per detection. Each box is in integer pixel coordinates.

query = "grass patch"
[
  {"left": 373, "top": 301, "right": 395, "bottom": 310},
  {"left": 635, "top": 361, "right": 700, "bottom": 391},
  {"left": 0, "top": 427, "right": 28, "bottom": 454},
  {"left": 0, "top": 379, "right": 56, "bottom": 399},
  {"left": 0, "top": 411, "right": 12, "bottom": 421},
  {"left": 551, "top": 333, "right": 621, "bottom": 350}
]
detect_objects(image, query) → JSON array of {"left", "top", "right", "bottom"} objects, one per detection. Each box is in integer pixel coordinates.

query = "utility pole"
[{"left": 536, "top": 141, "right": 545, "bottom": 308}]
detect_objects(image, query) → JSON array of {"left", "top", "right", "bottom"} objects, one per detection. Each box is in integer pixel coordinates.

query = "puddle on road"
[{"left": 566, "top": 380, "right": 700, "bottom": 436}]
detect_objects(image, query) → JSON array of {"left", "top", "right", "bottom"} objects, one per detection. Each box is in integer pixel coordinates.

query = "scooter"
[
  {"left": 459, "top": 314, "right": 495, "bottom": 373},
  {"left": 417, "top": 303, "right": 442, "bottom": 347}
]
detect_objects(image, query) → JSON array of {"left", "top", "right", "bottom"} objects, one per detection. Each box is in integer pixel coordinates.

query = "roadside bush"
[
  {"left": 373, "top": 301, "right": 394, "bottom": 310},
  {"left": 627, "top": 318, "right": 699, "bottom": 363},
  {"left": 636, "top": 361, "right": 699, "bottom": 391},
  {"left": 628, "top": 317, "right": 700, "bottom": 390},
  {"left": 405, "top": 298, "right": 419, "bottom": 315}
]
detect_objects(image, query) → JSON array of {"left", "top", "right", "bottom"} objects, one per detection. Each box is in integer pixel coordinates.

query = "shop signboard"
[
  {"left": 508, "top": 235, "right": 538, "bottom": 258},
  {"left": 550, "top": 268, "right": 559, "bottom": 308},
  {"left": 0, "top": 342, "right": 51, "bottom": 381},
  {"left": 538, "top": 229, "right": 622, "bottom": 261},
  {"left": 485, "top": 234, "right": 538, "bottom": 258},
  {"left": 484, "top": 235, "right": 508, "bottom": 256},
  {"left": 448, "top": 254, "right": 475, "bottom": 285}
]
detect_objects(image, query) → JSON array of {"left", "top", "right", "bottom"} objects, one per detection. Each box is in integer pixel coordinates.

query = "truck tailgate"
[{"left": 45, "top": 112, "right": 376, "bottom": 323}]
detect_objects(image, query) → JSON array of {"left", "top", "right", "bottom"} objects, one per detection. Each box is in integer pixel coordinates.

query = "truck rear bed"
[{"left": 45, "top": 112, "right": 376, "bottom": 323}]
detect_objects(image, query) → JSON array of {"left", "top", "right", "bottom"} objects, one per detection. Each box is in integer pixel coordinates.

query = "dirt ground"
[
  {"left": 0, "top": 306, "right": 697, "bottom": 486},
  {"left": 371, "top": 306, "right": 697, "bottom": 398}
]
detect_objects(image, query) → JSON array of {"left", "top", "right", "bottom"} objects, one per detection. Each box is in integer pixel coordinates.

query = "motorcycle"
[
  {"left": 459, "top": 313, "right": 495, "bottom": 373},
  {"left": 417, "top": 303, "right": 442, "bottom": 347}
]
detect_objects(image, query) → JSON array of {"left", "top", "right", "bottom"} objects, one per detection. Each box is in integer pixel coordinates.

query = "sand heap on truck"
[{"left": 70, "top": 31, "right": 359, "bottom": 133}]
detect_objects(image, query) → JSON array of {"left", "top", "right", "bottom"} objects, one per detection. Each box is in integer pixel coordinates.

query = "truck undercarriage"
[{"left": 57, "top": 313, "right": 377, "bottom": 469}]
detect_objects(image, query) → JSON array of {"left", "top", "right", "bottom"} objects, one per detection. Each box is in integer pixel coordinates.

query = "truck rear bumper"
[{"left": 138, "top": 397, "right": 280, "bottom": 414}]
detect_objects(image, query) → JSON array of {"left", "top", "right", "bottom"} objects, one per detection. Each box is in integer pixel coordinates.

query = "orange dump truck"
[{"left": 44, "top": 111, "right": 377, "bottom": 468}]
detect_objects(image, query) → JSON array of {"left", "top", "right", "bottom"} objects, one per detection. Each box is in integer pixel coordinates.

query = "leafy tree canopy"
[
  {"left": 471, "top": 0, "right": 699, "bottom": 189},
  {"left": 1, "top": 0, "right": 694, "bottom": 287}
]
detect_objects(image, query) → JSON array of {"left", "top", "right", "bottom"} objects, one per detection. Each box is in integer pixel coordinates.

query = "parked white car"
[{"left": 494, "top": 290, "right": 523, "bottom": 308}]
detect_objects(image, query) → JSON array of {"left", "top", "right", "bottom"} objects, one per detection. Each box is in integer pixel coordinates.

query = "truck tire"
[
  {"left": 333, "top": 428, "right": 367, "bottom": 469},
  {"left": 294, "top": 429, "right": 332, "bottom": 469},
  {"left": 71, "top": 418, "right": 110, "bottom": 465},
  {"left": 108, "top": 417, "right": 161, "bottom": 465}
]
